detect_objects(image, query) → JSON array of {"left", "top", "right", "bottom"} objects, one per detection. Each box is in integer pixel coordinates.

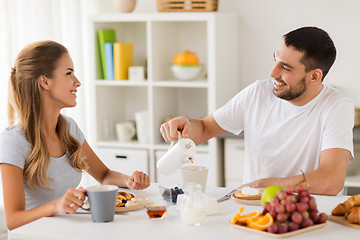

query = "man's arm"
[
  {"left": 160, "top": 114, "right": 226, "bottom": 145},
  {"left": 240, "top": 148, "right": 350, "bottom": 195}
]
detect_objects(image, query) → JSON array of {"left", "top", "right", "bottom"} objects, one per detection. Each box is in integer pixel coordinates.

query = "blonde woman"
[{"left": 0, "top": 40, "right": 150, "bottom": 230}]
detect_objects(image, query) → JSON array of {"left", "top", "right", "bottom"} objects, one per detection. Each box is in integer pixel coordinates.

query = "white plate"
[{"left": 230, "top": 222, "right": 326, "bottom": 238}]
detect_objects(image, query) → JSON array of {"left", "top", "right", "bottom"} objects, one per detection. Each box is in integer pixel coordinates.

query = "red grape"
[
  {"left": 278, "top": 224, "right": 289, "bottom": 234},
  {"left": 267, "top": 223, "right": 278, "bottom": 233},
  {"left": 308, "top": 196, "right": 317, "bottom": 210},
  {"left": 301, "top": 218, "right": 314, "bottom": 228},
  {"left": 288, "top": 222, "right": 300, "bottom": 231},
  {"left": 317, "top": 212, "right": 328, "bottom": 224},
  {"left": 285, "top": 186, "right": 293, "bottom": 195},
  {"left": 286, "top": 202, "right": 296, "bottom": 213},
  {"left": 309, "top": 210, "right": 320, "bottom": 222},
  {"left": 291, "top": 212, "right": 303, "bottom": 225},
  {"left": 301, "top": 211, "right": 309, "bottom": 219},
  {"left": 263, "top": 201, "right": 270, "bottom": 209},
  {"left": 277, "top": 190, "right": 287, "bottom": 200},
  {"left": 269, "top": 208, "right": 277, "bottom": 218},
  {"left": 277, "top": 212, "right": 288, "bottom": 223},
  {"left": 287, "top": 194, "right": 297, "bottom": 203},
  {"left": 296, "top": 202, "right": 308, "bottom": 212},
  {"left": 262, "top": 208, "right": 269, "bottom": 215},
  {"left": 276, "top": 204, "right": 285, "bottom": 213},
  {"left": 300, "top": 197, "right": 309, "bottom": 203},
  {"left": 299, "top": 189, "right": 310, "bottom": 197}
]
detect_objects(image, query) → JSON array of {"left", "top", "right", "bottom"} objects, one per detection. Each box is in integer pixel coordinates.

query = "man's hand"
[{"left": 160, "top": 116, "right": 191, "bottom": 142}]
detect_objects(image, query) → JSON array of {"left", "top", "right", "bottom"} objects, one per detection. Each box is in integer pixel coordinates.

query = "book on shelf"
[
  {"left": 114, "top": 43, "right": 133, "bottom": 80},
  {"left": 97, "top": 29, "right": 116, "bottom": 79},
  {"left": 104, "top": 42, "right": 115, "bottom": 80}
]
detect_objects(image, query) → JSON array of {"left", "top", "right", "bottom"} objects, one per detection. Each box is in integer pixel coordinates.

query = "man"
[{"left": 160, "top": 26, "right": 354, "bottom": 196}]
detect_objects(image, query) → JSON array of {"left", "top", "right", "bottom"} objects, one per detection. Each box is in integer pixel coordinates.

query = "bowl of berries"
[{"left": 159, "top": 186, "right": 184, "bottom": 205}]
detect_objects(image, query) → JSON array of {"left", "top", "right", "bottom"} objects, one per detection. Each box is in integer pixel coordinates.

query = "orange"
[
  {"left": 236, "top": 210, "right": 260, "bottom": 224},
  {"left": 247, "top": 213, "right": 274, "bottom": 231},
  {"left": 230, "top": 206, "right": 244, "bottom": 224},
  {"left": 173, "top": 50, "right": 199, "bottom": 65}
]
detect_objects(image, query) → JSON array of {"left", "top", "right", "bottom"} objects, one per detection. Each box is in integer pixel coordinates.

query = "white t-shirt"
[
  {"left": 213, "top": 80, "right": 354, "bottom": 184},
  {"left": 0, "top": 115, "right": 85, "bottom": 210}
]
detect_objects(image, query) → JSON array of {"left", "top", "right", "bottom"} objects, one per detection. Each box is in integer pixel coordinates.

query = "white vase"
[{"left": 113, "top": 0, "right": 137, "bottom": 13}]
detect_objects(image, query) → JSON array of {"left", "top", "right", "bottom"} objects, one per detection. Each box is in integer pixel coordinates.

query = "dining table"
[{"left": 9, "top": 183, "right": 360, "bottom": 240}]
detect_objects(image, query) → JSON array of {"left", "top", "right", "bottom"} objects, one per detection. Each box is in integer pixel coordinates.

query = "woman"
[{"left": 0, "top": 40, "right": 150, "bottom": 230}]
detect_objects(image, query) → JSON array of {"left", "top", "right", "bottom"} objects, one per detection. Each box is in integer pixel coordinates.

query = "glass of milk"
[{"left": 178, "top": 183, "right": 207, "bottom": 226}]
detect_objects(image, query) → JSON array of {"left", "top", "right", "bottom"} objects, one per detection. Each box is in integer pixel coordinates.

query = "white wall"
[
  {"left": 233, "top": 0, "right": 360, "bottom": 107},
  {"left": 108, "top": 0, "right": 360, "bottom": 107}
]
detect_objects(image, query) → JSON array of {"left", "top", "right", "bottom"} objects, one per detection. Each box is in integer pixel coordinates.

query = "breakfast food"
[
  {"left": 173, "top": 50, "right": 199, "bottom": 65},
  {"left": 346, "top": 206, "right": 360, "bottom": 224},
  {"left": 263, "top": 185, "right": 327, "bottom": 234},
  {"left": 161, "top": 186, "right": 184, "bottom": 204},
  {"left": 331, "top": 194, "right": 360, "bottom": 224},
  {"left": 332, "top": 194, "right": 360, "bottom": 216},
  {"left": 233, "top": 187, "right": 262, "bottom": 200},
  {"left": 261, "top": 185, "right": 284, "bottom": 204},
  {"left": 231, "top": 185, "right": 327, "bottom": 234},
  {"left": 116, "top": 191, "right": 135, "bottom": 207}
]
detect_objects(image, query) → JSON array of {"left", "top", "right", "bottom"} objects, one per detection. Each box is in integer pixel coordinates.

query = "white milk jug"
[{"left": 157, "top": 132, "right": 197, "bottom": 175}]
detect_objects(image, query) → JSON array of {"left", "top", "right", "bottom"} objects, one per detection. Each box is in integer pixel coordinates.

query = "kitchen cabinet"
[
  {"left": 224, "top": 138, "right": 245, "bottom": 188},
  {"left": 84, "top": 13, "right": 239, "bottom": 186}
]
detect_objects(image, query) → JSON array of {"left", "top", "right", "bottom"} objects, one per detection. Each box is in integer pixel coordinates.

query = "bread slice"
[{"left": 233, "top": 190, "right": 261, "bottom": 200}]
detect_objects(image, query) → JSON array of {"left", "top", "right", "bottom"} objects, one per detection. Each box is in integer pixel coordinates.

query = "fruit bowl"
[{"left": 171, "top": 64, "right": 202, "bottom": 81}]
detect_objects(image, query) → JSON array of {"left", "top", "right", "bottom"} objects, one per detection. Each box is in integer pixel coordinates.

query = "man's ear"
[
  {"left": 38, "top": 75, "right": 50, "bottom": 90},
  {"left": 310, "top": 69, "right": 323, "bottom": 83}
]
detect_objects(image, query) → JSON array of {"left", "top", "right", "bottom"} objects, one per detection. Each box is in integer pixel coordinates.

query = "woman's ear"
[{"left": 38, "top": 75, "right": 50, "bottom": 90}]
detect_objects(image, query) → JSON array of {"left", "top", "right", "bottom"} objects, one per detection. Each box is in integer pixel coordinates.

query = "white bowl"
[{"left": 171, "top": 65, "right": 202, "bottom": 80}]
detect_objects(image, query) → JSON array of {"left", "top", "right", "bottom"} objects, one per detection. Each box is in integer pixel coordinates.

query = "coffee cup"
[
  {"left": 157, "top": 132, "right": 197, "bottom": 175},
  {"left": 81, "top": 185, "right": 118, "bottom": 222},
  {"left": 181, "top": 166, "right": 208, "bottom": 193},
  {"left": 116, "top": 122, "right": 136, "bottom": 142}
]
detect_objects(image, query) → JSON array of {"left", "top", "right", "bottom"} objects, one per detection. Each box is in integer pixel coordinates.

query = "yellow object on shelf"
[
  {"left": 173, "top": 50, "right": 199, "bottom": 65},
  {"left": 114, "top": 43, "right": 133, "bottom": 80}
]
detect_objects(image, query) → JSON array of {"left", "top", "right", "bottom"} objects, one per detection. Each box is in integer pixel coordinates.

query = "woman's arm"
[
  {"left": 0, "top": 164, "right": 85, "bottom": 230},
  {"left": 82, "top": 140, "right": 150, "bottom": 190}
]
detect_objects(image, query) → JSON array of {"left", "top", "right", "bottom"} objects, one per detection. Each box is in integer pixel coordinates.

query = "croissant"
[
  {"left": 346, "top": 206, "right": 360, "bottom": 224},
  {"left": 331, "top": 194, "right": 360, "bottom": 216}
]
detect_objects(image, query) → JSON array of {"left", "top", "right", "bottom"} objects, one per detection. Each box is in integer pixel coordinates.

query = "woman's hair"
[{"left": 8, "top": 40, "right": 88, "bottom": 189}]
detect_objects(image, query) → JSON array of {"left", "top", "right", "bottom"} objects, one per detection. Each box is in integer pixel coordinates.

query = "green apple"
[{"left": 261, "top": 185, "right": 284, "bottom": 205}]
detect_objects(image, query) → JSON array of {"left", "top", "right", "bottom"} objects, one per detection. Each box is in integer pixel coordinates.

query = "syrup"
[{"left": 146, "top": 206, "right": 167, "bottom": 219}]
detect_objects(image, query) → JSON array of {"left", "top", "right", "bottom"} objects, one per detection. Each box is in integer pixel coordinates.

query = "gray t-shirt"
[{"left": 0, "top": 115, "right": 85, "bottom": 210}]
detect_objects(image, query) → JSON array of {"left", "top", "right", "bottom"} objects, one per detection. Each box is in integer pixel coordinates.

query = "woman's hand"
[
  {"left": 126, "top": 171, "right": 150, "bottom": 190},
  {"left": 53, "top": 187, "right": 86, "bottom": 214}
]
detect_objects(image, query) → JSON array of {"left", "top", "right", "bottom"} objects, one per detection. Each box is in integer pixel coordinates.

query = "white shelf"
[
  {"left": 152, "top": 80, "right": 208, "bottom": 88},
  {"left": 345, "top": 175, "right": 360, "bottom": 188},
  {"left": 95, "top": 80, "right": 149, "bottom": 87},
  {"left": 85, "top": 12, "right": 239, "bottom": 186}
]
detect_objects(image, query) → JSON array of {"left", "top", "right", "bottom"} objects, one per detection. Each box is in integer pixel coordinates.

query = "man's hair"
[{"left": 283, "top": 26, "right": 336, "bottom": 80}]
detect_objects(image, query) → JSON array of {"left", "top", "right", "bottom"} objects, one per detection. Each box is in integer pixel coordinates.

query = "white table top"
[{"left": 9, "top": 184, "right": 359, "bottom": 240}]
